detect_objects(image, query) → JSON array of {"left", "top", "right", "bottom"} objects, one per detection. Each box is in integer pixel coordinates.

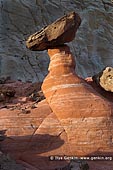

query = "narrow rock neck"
[{"left": 47, "top": 45, "right": 76, "bottom": 76}]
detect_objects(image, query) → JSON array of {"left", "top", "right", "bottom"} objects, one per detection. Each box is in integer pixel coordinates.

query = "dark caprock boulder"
[
  {"left": 92, "top": 67, "right": 113, "bottom": 92},
  {"left": 26, "top": 11, "right": 81, "bottom": 51}
]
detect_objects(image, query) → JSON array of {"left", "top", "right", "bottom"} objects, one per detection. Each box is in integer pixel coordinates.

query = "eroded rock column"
[{"left": 42, "top": 45, "right": 113, "bottom": 155}]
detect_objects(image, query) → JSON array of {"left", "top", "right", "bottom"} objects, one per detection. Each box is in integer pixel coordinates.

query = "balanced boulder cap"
[{"left": 26, "top": 11, "right": 81, "bottom": 51}]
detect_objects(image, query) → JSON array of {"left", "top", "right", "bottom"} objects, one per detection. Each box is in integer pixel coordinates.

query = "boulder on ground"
[{"left": 92, "top": 67, "right": 113, "bottom": 92}]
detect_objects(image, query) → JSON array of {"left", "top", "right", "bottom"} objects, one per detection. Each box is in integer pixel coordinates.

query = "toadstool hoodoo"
[
  {"left": 26, "top": 11, "right": 113, "bottom": 156},
  {"left": 42, "top": 45, "right": 113, "bottom": 155}
]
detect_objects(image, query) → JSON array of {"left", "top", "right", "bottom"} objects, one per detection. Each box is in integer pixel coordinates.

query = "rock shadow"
[{"left": 0, "top": 132, "right": 66, "bottom": 170}]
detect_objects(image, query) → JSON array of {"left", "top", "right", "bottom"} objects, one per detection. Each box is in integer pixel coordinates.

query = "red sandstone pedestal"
[{"left": 42, "top": 45, "right": 113, "bottom": 156}]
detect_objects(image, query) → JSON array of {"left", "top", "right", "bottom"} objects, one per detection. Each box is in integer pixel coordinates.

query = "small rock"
[
  {"left": 0, "top": 77, "right": 6, "bottom": 84},
  {"left": 0, "top": 88, "right": 16, "bottom": 102},
  {"left": 0, "top": 153, "right": 24, "bottom": 170},
  {"left": 0, "top": 87, "right": 16, "bottom": 100},
  {"left": 0, "top": 130, "right": 7, "bottom": 142},
  {"left": 92, "top": 67, "right": 113, "bottom": 92},
  {"left": 0, "top": 76, "right": 11, "bottom": 84},
  {"left": 56, "top": 160, "right": 89, "bottom": 170},
  {"left": 0, "top": 93, "right": 5, "bottom": 102},
  {"left": 28, "top": 90, "right": 45, "bottom": 102},
  {"left": 31, "top": 104, "right": 37, "bottom": 109},
  {"left": 21, "top": 109, "right": 31, "bottom": 114}
]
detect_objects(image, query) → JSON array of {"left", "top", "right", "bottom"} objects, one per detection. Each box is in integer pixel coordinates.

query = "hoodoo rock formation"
[
  {"left": 42, "top": 45, "right": 113, "bottom": 155},
  {"left": 26, "top": 11, "right": 113, "bottom": 156}
]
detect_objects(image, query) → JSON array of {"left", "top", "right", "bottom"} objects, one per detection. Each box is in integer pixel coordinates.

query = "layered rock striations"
[
  {"left": 0, "top": 81, "right": 69, "bottom": 169},
  {"left": 0, "top": 84, "right": 113, "bottom": 169},
  {"left": 0, "top": 0, "right": 113, "bottom": 81},
  {"left": 42, "top": 45, "right": 113, "bottom": 155},
  {"left": 0, "top": 100, "right": 67, "bottom": 170}
]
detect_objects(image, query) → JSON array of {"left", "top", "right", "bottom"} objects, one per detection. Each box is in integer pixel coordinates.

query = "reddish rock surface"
[
  {"left": 0, "top": 81, "right": 113, "bottom": 169},
  {"left": 42, "top": 45, "right": 113, "bottom": 156},
  {"left": 0, "top": 81, "right": 67, "bottom": 169},
  {"left": 0, "top": 81, "right": 43, "bottom": 110},
  {"left": 0, "top": 99, "right": 71, "bottom": 170},
  {"left": 0, "top": 81, "right": 73, "bottom": 169}
]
